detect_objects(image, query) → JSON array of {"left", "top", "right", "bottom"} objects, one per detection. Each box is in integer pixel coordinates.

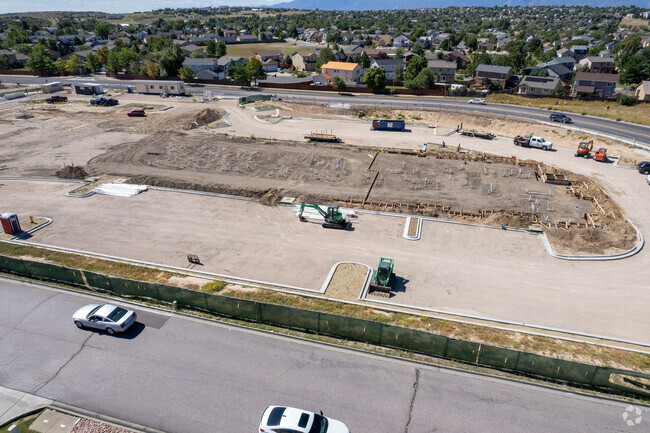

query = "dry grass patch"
[{"left": 485, "top": 94, "right": 650, "bottom": 127}]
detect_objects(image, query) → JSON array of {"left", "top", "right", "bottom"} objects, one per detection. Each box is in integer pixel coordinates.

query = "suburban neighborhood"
[{"left": 0, "top": 6, "right": 648, "bottom": 101}]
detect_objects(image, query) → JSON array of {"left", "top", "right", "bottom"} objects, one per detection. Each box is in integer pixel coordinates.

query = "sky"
[{"left": 0, "top": 0, "right": 282, "bottom": 14}]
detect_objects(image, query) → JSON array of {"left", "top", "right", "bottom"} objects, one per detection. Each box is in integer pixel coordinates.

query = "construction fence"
[
  {"left": 1, "top": 253, "right": 648, "bottom": 398},
  {"left": 238, "top": 94, "right": 272, "bottom": 105}
]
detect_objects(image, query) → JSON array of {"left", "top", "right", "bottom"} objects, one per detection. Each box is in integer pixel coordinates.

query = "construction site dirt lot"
[
  {"left": 1, "top": 94, "right": 649, "bottom": 345},
  {"left": 1, "top": 180, "right": 648, "bottom": 344}
]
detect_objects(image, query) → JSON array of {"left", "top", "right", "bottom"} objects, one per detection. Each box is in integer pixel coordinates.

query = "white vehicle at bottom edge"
[{"left": 259, "top": 406, "right": 350, "bottom": 433}]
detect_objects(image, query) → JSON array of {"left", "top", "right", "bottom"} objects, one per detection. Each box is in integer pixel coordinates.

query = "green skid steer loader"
[{"left": 369, "top": 257, "right": 394, "bottom": 297}]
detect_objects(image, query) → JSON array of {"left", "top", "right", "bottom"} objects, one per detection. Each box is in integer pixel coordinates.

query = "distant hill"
[{"left": 271, "top": 0, "right": 637, "bottom": 10}]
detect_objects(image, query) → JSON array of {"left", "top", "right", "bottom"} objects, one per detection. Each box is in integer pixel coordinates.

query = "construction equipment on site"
[
  {"left": 298, "top": 202, "right": 351, "bottom": 229},
  {"left": 594, "top": 147, "right": 608, "bottom": 162},
  {"left": 368, "top": 257, "right": 394, "bottom": 297},
  {"left": 575, "top": 140, "right": 593, "bottom": 158},
  {"left": 304, "top": 131, "right": 342, "bottom": 143}
]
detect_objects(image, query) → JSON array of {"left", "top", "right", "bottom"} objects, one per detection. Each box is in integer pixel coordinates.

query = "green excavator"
[{"left": 298, "top": 202, "right": 351, "bottom": 230}]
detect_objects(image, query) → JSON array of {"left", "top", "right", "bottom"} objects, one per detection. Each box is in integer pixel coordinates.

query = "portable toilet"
[{"left": 0, "top": 212, "right": 21, "bottom": 234}]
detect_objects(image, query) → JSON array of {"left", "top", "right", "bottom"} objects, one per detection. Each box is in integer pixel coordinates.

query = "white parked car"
[
  {"left": 72, "top": 304, "right": 137, "bottom": 335},
  {"left": 468, "top": 98, "right": 486, "bottom": 105},
  {"left": 646, "top": 174, "right": 650, "bottom": 186},
  {"left": 259, "top": 406, "right": 350, "bottom": 433}
]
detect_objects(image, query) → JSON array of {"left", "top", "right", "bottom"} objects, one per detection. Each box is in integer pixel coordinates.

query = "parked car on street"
[
  {"left": 127, "top": 109, "right": 146, "bottom": 117},
  {"left": 549, "top": 112, "right": 572, "bottom": 123},
  {"left": 46, "top": 95, "right": 68, "bottom": 104},
  {"left": 72, "top": 304, "right": 137, "bottom": 335},
  {"left": 90, "top": 97, "right": 118, "bottom": 106},
  {"left": 637, "top": 161, "right": 650, "bottom": 174},
  {"left": 468, "top": 98, "right": 486, "bottom": 105},
  {"left": 259, "top": 406, "right": 350, "bottom": 433}
]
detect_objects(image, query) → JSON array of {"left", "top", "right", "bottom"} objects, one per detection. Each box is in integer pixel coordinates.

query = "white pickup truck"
[{"left": 514, "top": 134, "right": 553, "bottom": 150}]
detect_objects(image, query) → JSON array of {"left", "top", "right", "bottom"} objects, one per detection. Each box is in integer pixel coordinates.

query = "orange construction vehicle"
[
  {"left": 594, "top": 147, "right": 608, "bottom": 162},
  {"left": 575, "top": 140, "right": 593, "bottom": 158}
]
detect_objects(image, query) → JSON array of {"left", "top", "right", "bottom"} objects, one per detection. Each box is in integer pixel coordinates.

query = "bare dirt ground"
[
  {"left": 0, "top": 95, "right": 637, "bottom": 253},
  {"left": 269, "top": 100, "right": 645, "bottom": 165},
  {"left": 325, "top": 263, "right": 368, "bottom": 301}
]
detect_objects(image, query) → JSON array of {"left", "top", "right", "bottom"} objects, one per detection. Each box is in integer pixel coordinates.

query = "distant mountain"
[{"left": 271, "top": 0, "right": 637, "bottom": 10}]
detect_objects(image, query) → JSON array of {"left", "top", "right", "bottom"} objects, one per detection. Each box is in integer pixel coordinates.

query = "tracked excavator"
[
  {"left": 575, "top": 140, "right": 593, "bottom": 158},
  {"left": 298, "top": 202, "right": 351, "bottom": 229}
]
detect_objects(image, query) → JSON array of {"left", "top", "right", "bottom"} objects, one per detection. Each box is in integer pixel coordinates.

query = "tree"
[
  {"left": 229, "top": 62, "right": 250, "bottom": 86},
  {"left": 178, "top": 66, "right": 196, "bottom": 82},
  {"left": 529, "top": 68, "right": 549, "bottom": 77},
  {"left": 190, "top": 50, "right": 205, "bottom": 58},
  {"left": 284, "top": 54, "right": 292, "bottom": 66},
  {"left": 619, "top": 47, "right": 650, "bottom": 85},
  {"left": 332, "top": 76, "right": 346, "bottom": 91},
  {"left": 215, "top": 41, "right": 227, "bottom": 57},
  {"left": 67, "top": 54, "right": 85, "bottom": 74},
  {"left": 405, "top": 55, "right": 426, "bottom": 81},
  {"left": 146, "top": 61, "right": 159, "bottom": 78},
  {"left": 106, "top": 51, "right": 122, "bottom": 73},
  {"left": 0, "top": 54, "right": 13, "bottom": 70},
  {"left": 394, "top": 47, "right": 404, "bottom": 59},
  {"left": 54, "top": 58, "right": 67, "bottom": 72},
  {"left": 316, "top": 47, "right": 334, "bottom": 72},
  {"left": 94, "top": 23, "right": 113, "bottom": 40},
  {"left": 406, "top": 67, "right": 436, "bottom": 89},
  {"left": 26, "top": 44, "right": 54, "bottom": 72},
  {"left": 206, "top": 39, "right": 217, "bottom": 57},
  {"left": 465, "top": 34, "right": 478, "bottom": 51},
  {"left": 96, "top": 46, "right": 109, "bottom": 66},
  {"left": 246, "top": 57, "right": 267, "bottom": 85},
  {"left": 364, "top": 67, "right": 386, "bottom": 92},
  {"left": 412, "top": 44, "right": 425, "bottom": 57},
  {"left": 156, "top": 44, "right": 184, "bottom": 77},
  {"left": 394, "top": 65, "right": 404, "bottom": 83},
  {"left": 613, "top": 35, "right": 642, "bottom": 71},
  {"left": 86, "top": 52, "right": 100, "bottom": 72},
  {"left": 359, "top": 51, "right": 371, "bottom": 68}
]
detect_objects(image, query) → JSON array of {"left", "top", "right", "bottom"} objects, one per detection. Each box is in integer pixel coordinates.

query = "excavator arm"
[{"left": 299, "top": 202, "right": 327, "bottom": 220}]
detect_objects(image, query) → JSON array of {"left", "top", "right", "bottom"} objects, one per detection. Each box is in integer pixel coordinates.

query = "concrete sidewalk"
[{"left": 0, "top": 386, "right": 52, "bottom": 426}]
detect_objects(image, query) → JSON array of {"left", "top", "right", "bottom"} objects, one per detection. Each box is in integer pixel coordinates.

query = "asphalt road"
[
  {"left": 0, "top": 277, "right": 645, "bottom": 433},
  {"left": 2, "top": 74, "right": 649, "bottom": 147}
]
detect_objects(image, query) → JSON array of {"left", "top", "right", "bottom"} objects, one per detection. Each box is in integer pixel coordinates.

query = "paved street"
[
  {"left": 0, "top": 277, "right": 645, "bottom": 433},
  {"left": 1, "top": 74, "right": 649, "bottom": 147}
]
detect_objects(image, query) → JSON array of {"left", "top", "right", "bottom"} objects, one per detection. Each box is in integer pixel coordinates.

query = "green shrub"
[{"left": 203, "top": 280, "right": 226, "bottom": 293}]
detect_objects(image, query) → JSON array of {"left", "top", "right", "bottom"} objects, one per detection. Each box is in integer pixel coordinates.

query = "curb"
[
  {"left": 49, "top": 402, "right": 163, "bottom": 433},
  {"left": 320, "top": 261, "right": 372, "bottom": 296}
]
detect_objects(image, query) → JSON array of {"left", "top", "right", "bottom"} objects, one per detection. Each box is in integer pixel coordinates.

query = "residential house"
[
  {"left": 427, "top": 60, "right": 457, "bottom": 83},
  {"left": 392, "top": 35, "right": 409, "bottom": 47},
  {"left": 223, "top": 30, "right": 238, "bottom": 38},
  {"left": 182, "top": 57, "right": 218, "bottom": 74},
  {"left": 599, "top": 50, "right": 614, "bottom": 59},
  {"left": 256, "top": 50, "right": 283, "bottom": 63},
  {"left": 518, "top": 76, "right": 563, "bottom": 96},
  {"left": 444, "top": 51, "right": 470, "bottom": 69},
  {"left": 237, "top": 35, "right": 258, "bottom": 44},
  {"left": 545, "top": 63, "right": 573, "bottom": 81},
  {"left": 180, "top": 44, "right": 204, "bottom": 57},
  {"left": 572, "top": 72, "right": 620, "bottom": 99},
  {"left": 313, "top": 73, "right": 332, "bottom": 86},
  {"left": 477, "top": 38, "right": 495, "bottom": 51},
  {"left": 570, "top": 45, "right": 589, "bottom": 59},
  {"left": 216, "top": 36, "right": 237, "bottom": 44},
  {"left": 557, "top": 48, "right": 578, "bottom": 59},
  {"left": 375, "top": 34, "right": 392, "bottom": 47},
  {"left": 197, "top": 69, "right": 226, "bottom": 81},
  {"left": 217, "top": 56, "right": 247, "bottom": 75},
  {"left": 547, "top": 56, "right": 576, "bottom": 70},
  {"left": 496, "top": 37, "right": 512, "bottom": 49},
  {"left": 634, "top": 81, "right": 650, "bottom": 102},
  {"left": 259, "top": 32, "right": 274, "bottom": 42},
  {"left": 292, "top": 51, "right": 318, "bottom": 72},
  {"left": 362, "top": 49, "right": 388, "bottom": 61},
  {"left": 475, "top": 64, "right": 513, "bottom": 87},
  {"left": 370, "top": 58, "right": 404, "bottom": 81},
  {"left": 643, "top": 36, "right": 650, "bottom": 48},
  {"left": 578, "top": 56, "right": 614, "bottom": 74},
  {"left": 320, "top": 61, "right": 363, "bottom": 84},
  {"left": 341, "top": 45, "right": 364, "bottom": 60},
  {"left": 260, "top": 58, "right": 279, "bottom": 72},
  {"left": 62, "top": 50, "right": 93, "bottom": 61}
]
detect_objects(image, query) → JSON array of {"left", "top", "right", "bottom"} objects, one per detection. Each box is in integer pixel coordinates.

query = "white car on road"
[
  {"left": 72, "top": 304, "right": 137, "bottom": 335},
  {"left": 468, "top": 98, "right": 486, "bottom": 105},
  {"left": 259, "top": 406, "right": 350, "bottom": 433}
]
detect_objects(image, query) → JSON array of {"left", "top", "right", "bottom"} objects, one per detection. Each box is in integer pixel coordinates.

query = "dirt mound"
[
  {"left": 543, "top": 220, "right": 638, "bottom": 255},
  {"left": 56, "top": 165, "right": 87, "bottom": 179},
  {"left": 179, "top": 108, "right": 223, "bottom": 130}
]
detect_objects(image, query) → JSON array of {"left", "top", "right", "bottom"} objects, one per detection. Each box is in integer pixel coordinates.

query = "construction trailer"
[
  {"left": 371, "top": 119, "right": 406, "bottom": 131},
  {"left": 74, "top": 83, "right": 104, "bottom": 95},
  {"left": 134, "top": 80, "right": 186, "bottom": 95},
  {"left": 41, "top": 82, "right": 64, "bottom": 93}
]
